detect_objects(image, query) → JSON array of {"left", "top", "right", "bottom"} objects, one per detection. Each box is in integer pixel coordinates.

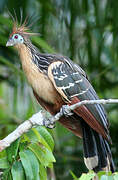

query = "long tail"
[{"left": 81, "top": 121, "right": 115, "bottom": 172}]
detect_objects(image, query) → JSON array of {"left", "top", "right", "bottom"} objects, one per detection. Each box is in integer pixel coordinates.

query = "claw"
[
  {"left": 43, "top": 118, "right": 55, "bottom": 129},
  {"left": 47, "top": 123, "right": 55, "bottom": 129},
  {"left": 60, "top": 105, "right": 73, "bottom": 117}
]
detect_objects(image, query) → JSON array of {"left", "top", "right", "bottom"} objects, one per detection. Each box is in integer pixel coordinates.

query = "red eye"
[{"left": 14, "top": 35, "right": 18, "bottom": 39}]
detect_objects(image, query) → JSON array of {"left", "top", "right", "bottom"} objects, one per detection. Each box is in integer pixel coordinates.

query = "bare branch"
[
  {"left": 0, "top": 99, "right": 118, "bottom": 151},
  {"left": 0, "top": 112, "right": 44, "bottom": 151},
  {"left": 69, "top": 99, "right": 118, "bottom": 110}
]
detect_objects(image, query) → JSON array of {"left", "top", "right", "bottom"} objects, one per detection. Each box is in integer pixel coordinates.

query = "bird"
[{"left": 6, "top": 18, "right": 115, "bottom": 173}]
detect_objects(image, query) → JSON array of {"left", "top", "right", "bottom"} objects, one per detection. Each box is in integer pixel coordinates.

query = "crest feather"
[{"left": 10, "top": 15, "right": 38, "bottom": 37}]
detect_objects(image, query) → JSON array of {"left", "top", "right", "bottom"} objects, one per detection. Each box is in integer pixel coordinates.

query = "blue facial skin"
[{"left": 6, "top": 34, "right": 24, "bottom": 46}]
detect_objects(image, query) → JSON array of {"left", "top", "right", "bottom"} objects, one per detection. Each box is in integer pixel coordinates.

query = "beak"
[{"left": 6, "top": 38, "right": 14, "bottom": 47}]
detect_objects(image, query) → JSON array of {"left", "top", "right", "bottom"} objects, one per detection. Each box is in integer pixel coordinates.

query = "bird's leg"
[
  {"left": 38, "top": 111, "right": 55, "bottom": 129},
  {"left": 43, "top": 105, "right": 73, "bottom": 128},
  {"left": 60, "top": 105, "right": 73, "bottom": 117},
  {"left": 29, "top": 110, "right": 55, "bottom": 129},
  {"left": 43, "top": 118, "right": 55, "bottom": 129},
  {"left": 42, "top": 105, "right": 73, "bottom": 128}
]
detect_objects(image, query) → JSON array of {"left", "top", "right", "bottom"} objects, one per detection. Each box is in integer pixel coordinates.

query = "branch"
[{"left": 0, "top": 99, "right": 118, "bottom": 151}]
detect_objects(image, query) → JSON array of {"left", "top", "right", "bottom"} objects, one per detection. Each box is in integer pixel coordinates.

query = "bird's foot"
[
  {"left": 60, "top": 105, "right": 73, "bottom": 117},
  {"left": 43, "top": 118, "right": 55, "bottom": 129}
]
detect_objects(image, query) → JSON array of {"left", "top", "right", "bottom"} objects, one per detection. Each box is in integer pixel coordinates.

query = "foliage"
[
  {"left": 71, "top": 171, "right": 118, "bottom": 180},
  {"left": 0, "top": 126, "right": 55, "bottom": 179},
  {"left": 0, "top": 0, "right": 118, "bottom": 179}
]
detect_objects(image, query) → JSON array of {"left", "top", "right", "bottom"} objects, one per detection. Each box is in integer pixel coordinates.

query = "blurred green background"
[{"left": 0, "top": 0, "right": 118, "bottom": 179}]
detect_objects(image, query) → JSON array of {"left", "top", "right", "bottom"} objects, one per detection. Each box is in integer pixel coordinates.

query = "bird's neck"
[
  {"left": 15, "top": 43, "right": 36, "bottom": 74},
  {"left": 15, "top": 42, "right": 49, "bottom": 73}
]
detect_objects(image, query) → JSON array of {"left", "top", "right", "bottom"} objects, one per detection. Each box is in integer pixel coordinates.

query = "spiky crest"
[{"left": 9, "top": 10, "right": 38, "bottom": 37}]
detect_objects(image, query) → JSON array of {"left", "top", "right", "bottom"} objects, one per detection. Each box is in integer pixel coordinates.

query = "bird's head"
[
  {"left": 6, "top": 17, "right": 37, "bottom": 47},
  {"left": 6, "top": 33, "right": 24, "bottom": 47}
]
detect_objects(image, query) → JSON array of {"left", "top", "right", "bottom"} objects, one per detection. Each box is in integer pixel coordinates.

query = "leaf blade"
[
  {"left": 20, "top": 149, "right": 40, "bottom": 180},
  {"left": 11, "top": 161, "right": 25, "bottom": 180}
]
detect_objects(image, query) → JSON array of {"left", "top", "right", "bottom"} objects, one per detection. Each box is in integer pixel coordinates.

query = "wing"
[{"left": 48, "top": 60, "right": 111, "bottom": 142}]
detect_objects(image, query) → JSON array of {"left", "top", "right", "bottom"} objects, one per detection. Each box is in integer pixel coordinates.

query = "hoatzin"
[{"left": 6, "top": 19, "right": 115, "bottom": 173}]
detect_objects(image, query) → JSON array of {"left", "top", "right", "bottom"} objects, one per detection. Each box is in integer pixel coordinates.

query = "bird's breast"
[{"left": 16, "top": 44, "right": 62, "bottom": 104}]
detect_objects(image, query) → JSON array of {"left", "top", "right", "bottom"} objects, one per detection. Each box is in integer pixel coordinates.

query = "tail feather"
[
  {"left": 93, "top": 132, "right": 108, "bottom": 172},
  {"left": 82, "top": 121, "right": 98, "bottom": 170},
  {"left": 104, "top": 140, "right": 115, "bottom": 172},
  {"left": 81, "top": 121, "right": 115, "bottom": 172}
]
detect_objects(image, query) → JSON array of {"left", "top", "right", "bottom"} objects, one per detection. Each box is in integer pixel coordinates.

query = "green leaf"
[
  {"left": 70, "top": 170, "right": 78, "bottom": 180},
  {"left": 26, "top": 127, "right": 54, "bottom": 152},
  {"left": 25, "top": 129, "right": 39, "bottom": 143},
  {"left": 26, "top": 127, "right": 53, "bottom": 152},
  {"left": 0, "top": 157, "right": 10, "bottom": 169},
  {"left": 20, "top": 149, "right": 40, "bottom": 180},
  {"left": 100, "top": 175, "right": 113, "bottom": 180},
  {"left": 11, "top": 161, "right": 25, "bottom": 180},
  {"left": 36, "top": 126, "right": 54, "bottom": 151},
  {"left": 0, "top": 150, "right": 7, "bottom": 159},
  {"left": 29, "top": 142, "right": 55, "bottom": 167},
  {"left": 19, "top": 141, "right": 29, "bottom": 152},
  {"left": 114, "top": 174, "right": 118, "bottom": 180},
  {"left": 97, "top": 171, "right": 108, "bottom": 178},
  {"left": 32, "top": 128, "right": 49, "bottom": 150},
  {"left": 79, "top": 172, "right": 95, "bottom": 180},
  {"left": 2, "top": 168, "right": 12, "bottom": 180},
  {"left": 39, "top": 164, "right": 47, "bottom": 180},
  {"left": 6, "top": 138, "right": 20, "bottom": 164},
  {"left": 97, "top": 171, "right": 112, "bottom": 179}
]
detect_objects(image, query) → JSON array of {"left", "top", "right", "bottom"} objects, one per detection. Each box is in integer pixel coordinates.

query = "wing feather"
[{"left": 48, "top": 60, "right": 110, "bottom": 141}]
